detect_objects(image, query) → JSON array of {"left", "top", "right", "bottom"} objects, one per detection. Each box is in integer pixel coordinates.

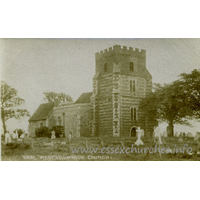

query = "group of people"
[{"left": 4, "top": 130, "right": 26, "bottom": 144}]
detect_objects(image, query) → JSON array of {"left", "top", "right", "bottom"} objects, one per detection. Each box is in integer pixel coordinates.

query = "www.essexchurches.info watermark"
[{"left": 71, "top": 144, "right": 193, "bottom": 155}]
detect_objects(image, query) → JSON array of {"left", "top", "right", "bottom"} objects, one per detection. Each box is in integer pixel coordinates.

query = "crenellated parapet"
[{"left": 95, "top": 45, "right": 146, "bottom": 60}]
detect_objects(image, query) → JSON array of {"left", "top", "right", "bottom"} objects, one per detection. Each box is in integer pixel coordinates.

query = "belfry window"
[
  {"left": 131, "top": 107, "right": 137, "bottom": 121},
  {"left": 134, "top": 108, "right": 137, "bottom": 121},
  {"left": 104, "top": 63, "right": 107, "bottom": 72},
  {"left": 130, "top": 62, "right": 134, "bottom": 71},
  {"left": 131, "top": 108, "right": 133, "bottom": 121},
  {"left": 130, "top": 80, "right": 136, "bottom": 93}
]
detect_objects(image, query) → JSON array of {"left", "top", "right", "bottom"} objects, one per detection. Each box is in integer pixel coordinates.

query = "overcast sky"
[{"left": 1, "top": 38, "right": 200, "bottom": 133}]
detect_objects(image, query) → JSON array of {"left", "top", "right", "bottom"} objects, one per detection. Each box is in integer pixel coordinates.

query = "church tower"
[{"left": 92, "top": 45, "right": 155, "bottom": 138}]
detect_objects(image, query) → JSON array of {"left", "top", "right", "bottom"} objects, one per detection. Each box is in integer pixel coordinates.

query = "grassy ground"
[{"left": 1, "top": 138, "right": 200, "bottom": 161}]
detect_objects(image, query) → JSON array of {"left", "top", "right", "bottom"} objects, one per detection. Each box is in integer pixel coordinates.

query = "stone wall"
[
  {"left": 28, "top": 119, "right": 47, "bottom": 137},
  {"left": 53, "top": 104, "right": 93, "bottom": 138}
]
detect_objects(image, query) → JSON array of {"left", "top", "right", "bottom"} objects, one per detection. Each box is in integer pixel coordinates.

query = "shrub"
[
  {"left": 13, "top": 129, "right": 24, "bottom": 138},
  {"left": 51, "top": 126, "right": 64, "bottom": 138},
  {"left": 35, "top": 126, "right": 51, "bottom": 138}
]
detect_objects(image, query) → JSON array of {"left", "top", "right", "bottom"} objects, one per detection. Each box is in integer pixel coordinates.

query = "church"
[{"left": 28, "top": 45, "right": 156, "bottom": 138}]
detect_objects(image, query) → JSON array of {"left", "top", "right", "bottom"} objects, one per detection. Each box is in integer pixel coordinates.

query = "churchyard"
[{"left": 2, "top": 128, "right": 200, "bottom": 161}]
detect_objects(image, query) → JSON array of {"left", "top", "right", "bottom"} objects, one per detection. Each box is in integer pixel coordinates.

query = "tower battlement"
[{"left": 95, "top": 45, "right": 146, "bottom": 59}]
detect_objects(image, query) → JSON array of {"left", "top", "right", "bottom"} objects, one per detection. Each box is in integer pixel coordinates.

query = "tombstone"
[
  {"left": 153, "top": 127, "right": 162, "bottom": 145},
  {"left": 187, "top": 132, "right": 192, "bottom": 138},
  {"left": 51, "top": 130, "right": 56, "bottom": 140},
  {"left": 68, "top": 133, "right": 72, "bottom": 141},
  {"left": 178, "top": 137, "right": 183, "bottom": 143},
  {"left": 5, "top": 131, "right": 12, "bottom": 144},
  {"left": 20, "top": 133, "right": 25, "bottom": 139},
  {"left": 163, "top": 131, "right": 167, "bottom": 138},
  {"left": 175, "top": 131, "right": 179, "bottom": 137},
  {"left": 134, "top": 127, "right": 144, "bottom": 146},
  {"left": 16, "top": 130, "right": 19, "bottom": 139},
  {"left": 194, "top": 132, "right": 200, "bottom": 141}
]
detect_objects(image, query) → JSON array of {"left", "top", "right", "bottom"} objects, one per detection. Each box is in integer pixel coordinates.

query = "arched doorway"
[{"left": 130, "top": 127, "right": 137, "bottom": 137}]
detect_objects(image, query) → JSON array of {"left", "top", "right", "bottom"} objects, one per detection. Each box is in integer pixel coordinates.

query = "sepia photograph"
[
  {"left": 1, "top": 38, "right": 200, "bottom": 161},
  {"left": 1, "top": 2, "right": 200, "bottom": 200}
]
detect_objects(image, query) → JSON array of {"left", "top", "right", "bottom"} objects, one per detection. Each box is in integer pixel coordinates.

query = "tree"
[
  {"left": 43, "top": 92, "right": 73, "bottom": 105},
  {"left": 139, "top": 82, "right": 193, "bottom": 137},
  {"left": 1, "top": 81, "right": 30, "bottom": 134},
  {"left": 179, "top": 69, "right": 200, "bottom": 118}
]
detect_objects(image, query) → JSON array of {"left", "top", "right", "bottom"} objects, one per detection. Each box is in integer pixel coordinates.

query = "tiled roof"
[
  {"left": 75, "top": 92, "right": 93, "bottom": 104},
  {"left": 29, "top": 103, "right": 54, "bottom": 122}
]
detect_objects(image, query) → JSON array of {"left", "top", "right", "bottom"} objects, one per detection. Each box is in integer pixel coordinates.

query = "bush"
[
  {"left": 35, "top": 126, "right": 51, "bottom": 138},
  {"left": 13, "top": 129, "right": 24, "bottom": 138},
  {"left": 51, "top": 126, "right": 64, "bottom": 138}
]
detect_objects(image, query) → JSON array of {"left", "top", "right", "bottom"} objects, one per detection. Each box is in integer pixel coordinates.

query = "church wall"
[
  {"left": 28, "top": 119, "right": 47, "bottom": 137},
  {"left": 52, "top": 104, "right": 93, "bottom": 138}
]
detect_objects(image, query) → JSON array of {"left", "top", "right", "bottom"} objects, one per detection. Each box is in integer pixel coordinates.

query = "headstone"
[
  {"left": 175, "top": 131, "right": 179, "bottom": 137},
  {"left": 153, "top": 127, "right": 162, "bottom": 145},
  {"left": 5, "top": 131, "right": 12, "bottom": 144},
  {"left": 16, "top": 130, "right": 19, "bottom": 139},
  {"left": 194, "top": 132, "right": 200, "bottom": 141},
  {"left": 178, "top": 137, "right": 183, "bottom": 143},
  {"left": 163, "top": 131, "right": 167, "bottom": 138},
  {"left": 51, "top": 130, "right": 56, "bottom": 139},
  {"left": 20, "top": 133, "right": 25, "bottom": 139},
  {"left": 187, "top": 132, "right": 192, "bottom": 138},
  {"left": 134, "top": 127, "right": 144, "bottom": 146},
  {"left": 68, "top": 133, "right": 72, "bottom": 141}
]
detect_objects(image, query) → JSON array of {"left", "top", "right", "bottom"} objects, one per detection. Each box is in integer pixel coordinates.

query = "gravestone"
[
  {"left": 16, "top": 130, "right": 19, "bottom": 139},
  {"left": 163, "top": 131, "right": 167, "bottom": 138},
  {"left": 194, "top": 132, "right": 200, "bottom": 141},
  {"left": 134, "top": 127, "right": 144, "bottom": 146},
  {"left": 51, "top": 130, "right": 56, "bottom": 140},
  {"left": 179, "top": 132, "right": 183, "bottom": 137},
  {"left": 175, "top": 131, "right": 179, "bottom": 137},
  {"left": 187, "top": 132, "right": 192, "bottom": 138},
  {"left": 153, "top": 127, "right": 162, "bottom": 145},
  {"left": 5, "top": 131, "right": 12, "bottom": 144}
]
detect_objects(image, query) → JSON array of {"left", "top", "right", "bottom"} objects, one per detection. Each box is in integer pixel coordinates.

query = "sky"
[{"left": 1, "top": 38, "right": 200, "bottom": 134}]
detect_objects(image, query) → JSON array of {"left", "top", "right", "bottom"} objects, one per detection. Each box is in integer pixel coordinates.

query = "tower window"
[
  {"left": 104, "top": 63, "right": 107, "bottom": 72},
  {"left": 132, "top": 80, "right": 136, "bottom": 92},
  {"left": 130, "top": 62, "right": 134, "bottom": 71},
  {"left": 130, "top": 80, "right": 136, "bottom": 93},
  {"left": 130, "top": 80, "right": 132, "bottom": 92},
  {"left": 131, "top": 108, "right": 137, "bottom": 121},
  {"left": 131, "top": 108, "right": 133, "bottom": 121},
  {"left": 134, "top": 108, "right": 137, "bottom": 121}
]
